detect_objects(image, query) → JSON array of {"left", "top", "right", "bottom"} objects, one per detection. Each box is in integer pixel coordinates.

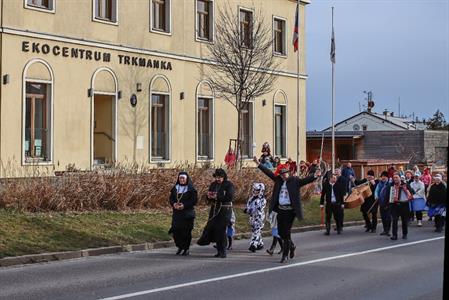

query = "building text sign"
[{"left": 21, "top": 41, "right": 173, "bottom": 71}]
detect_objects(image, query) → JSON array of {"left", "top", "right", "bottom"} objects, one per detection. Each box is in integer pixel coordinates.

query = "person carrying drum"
[
  {"left": 320, "top": 173, "right": 346, "bottom": 235},
  {"left": 356, "top": 170, "right": 378, "bottom": 233}
]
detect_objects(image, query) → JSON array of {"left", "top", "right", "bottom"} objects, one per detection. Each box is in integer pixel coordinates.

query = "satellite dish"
[{"left": 368, "top": 100, "right": 375, "bottom": 108}]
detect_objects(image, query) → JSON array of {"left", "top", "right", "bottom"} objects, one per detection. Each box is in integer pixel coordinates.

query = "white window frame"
[
  {"left": 24, "top": 0, "right": 56, "bottom": 14},
  {"left": 195, "top": 0, "right": 215, "bottom": 43},
  {"left": 272, "top": 15, "right": 287, "bottom": 58},
  {"left": 241, "top": 100, "right": 255, "bottom": 159},
  {"left": 238, "top": 6, "right": 254, "bottom": 49},
  {"left": 149, "top": 75, "right": 172, "bottom": 163},
  {"left": 22, "top": 59, "right": 55, "bottom": 166},
  {"left": 195, "top": 81, "right": 215, "bottom": 161},
  {"left": 273, "top": 90, "right": 288, "bottom": 158},
  {"left": 150, "top": 0, "right": 172, "bottom": 36},
  {"left": 90, "top": 67, "right": 119, "bottom": 169},
  {"left": 92, "top": 0, "right": 119, "bottom": 26}
]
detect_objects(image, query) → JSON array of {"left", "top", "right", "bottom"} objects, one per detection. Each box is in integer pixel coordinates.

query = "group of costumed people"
[
  {"left": 319, "top": 162, "right": 447, "bottom": 241},
  {"left": 168, "top": 144, "right": 446, "bottom": 263},
  {"left": 169, "top": 142, "right": 321, "bottom": 263}
]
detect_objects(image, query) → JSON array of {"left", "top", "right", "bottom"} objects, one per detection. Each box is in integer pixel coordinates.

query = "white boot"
[{"left": 417, "top": 220, "right": 422, "bottom": 227}]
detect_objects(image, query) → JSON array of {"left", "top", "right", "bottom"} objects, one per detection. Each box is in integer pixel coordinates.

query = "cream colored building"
[{"left": 0, "top": 0, "right": 309, "bottom": 177}]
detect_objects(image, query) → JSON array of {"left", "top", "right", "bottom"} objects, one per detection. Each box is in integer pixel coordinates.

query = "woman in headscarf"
[
  {"left": 168, "top": 172, "right": 198, "bottom": 256},
  {"left": 197, "top": 168, "right": 235, "bottom": 258}
]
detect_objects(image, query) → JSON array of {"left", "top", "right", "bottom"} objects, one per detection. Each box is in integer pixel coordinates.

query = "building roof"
[{"left": 322, "top": 111, "right": 417, "bottom": 131}]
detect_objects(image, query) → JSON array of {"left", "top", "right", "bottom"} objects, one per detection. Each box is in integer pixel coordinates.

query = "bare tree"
[{"left": 204, "top": 4, "right": 280, "bottom": 166}]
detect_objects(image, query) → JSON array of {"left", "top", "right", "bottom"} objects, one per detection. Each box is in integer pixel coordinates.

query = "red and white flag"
[{"left": 292, "top": 2, "right": 299, "bottom": 52}]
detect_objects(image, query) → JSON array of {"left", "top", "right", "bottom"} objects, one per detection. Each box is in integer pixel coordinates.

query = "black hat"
[
  {"left": 213, "top": 168, "right": 227, "bottom": 179},
  {"left": 367, "top": 170, "right": 375, "bottom": 176},
  {"left": 381, "top": 171, "right": 389, "bottom": 177}
]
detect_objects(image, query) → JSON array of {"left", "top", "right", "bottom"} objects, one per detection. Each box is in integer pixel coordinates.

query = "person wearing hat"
[
  {"left": 253, "top": 157, "right": 321, "bottom": 263},
  {"left": 197, "top": 168, "right": 235, "bottom": 258},
  {"left": 427, "top": 174, "right": 446, "bottom": 233},
  {"left": 356, "top": 170, "right": 378, "bottom": 233},
  {"left": 410, "top": 173, "right": 426, "bottom": 227},
  {"left": 320, "top": 173, "right": 346, "bottom": 235},
  {"left": 375, "top": 171, "right": 392, "bottom": 236},
  {"left": 168, "top": 172, "right": 198, "bottom": 256}
]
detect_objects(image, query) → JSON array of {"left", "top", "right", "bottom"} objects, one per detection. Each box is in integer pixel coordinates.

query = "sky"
[{"left": 305, "top": 0, "right": 449, "bottom": 130}]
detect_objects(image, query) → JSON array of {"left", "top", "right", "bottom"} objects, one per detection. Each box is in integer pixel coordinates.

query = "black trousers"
[
  {"left": 390, "top": 202, "right": 410, "bottom": 237},
  {"left": 435, "top": 215, "right": 445, "bottom": 230},
  {"left": 325, "top": 203, "right": 343, "bottom": 233},
  {"left": 172, "top": 218, "right": 194, "bottom": 250},
  {"left": 277, "top": 209, "right": 295, "bottom": 241},
  {"left": 362, "top": 205, "right": 378, "bottom": 230},
  {"left": 409, "top": 211, "right": 423, "bottom": 221},
  {"left": 380, "top": 205, "right": 391, "bottom": 233}
]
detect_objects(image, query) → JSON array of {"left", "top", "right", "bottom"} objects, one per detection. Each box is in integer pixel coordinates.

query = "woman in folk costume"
[
  {"left": 197, "top": 168, "right": 235, "bottom": 258},
  {"left": 168, "top": 172, "right": 198, "bottom": 256},
  {"left": 410, "top": 173, "right": 427, "bottom": 227},
  {"left": 244, "top": 183, "right": 267, "bottom": 252},
  {"left": 427, "top": 174, "right": 446, "bottom": 233}
]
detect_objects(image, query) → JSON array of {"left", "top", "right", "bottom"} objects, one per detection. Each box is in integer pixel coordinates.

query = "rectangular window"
[
  {"left": 241, "top": 103, "right": 253, "bottom": 157},
  {"left": 273, "top": 18, "right": 286, "bottom": 55},
  {"left": 198, "top": 98, "right": 213, "bottom": 159},
  {"left": 275, "top": 105, "right": 286, "bottom": 157},
  {"left": 25, "top": 82, "right": 51, "bottom": 162},
  {"left": 94, "top": 0, "right": 117, "bottom": 23},
  {"left": 151, "top": 94, "right": 169, "bottom": 160},
  {"left": 152, "top": 0, "right": 170, "bottom": 33},
  {"left": 26, "top": 0, "right": 54, "bottom": 11},
  {"left": 196, "top": 0, "right": 213, "bottom": 41},
  {"left": 239, "top": 9, "right": 253, "bottom": 48}
]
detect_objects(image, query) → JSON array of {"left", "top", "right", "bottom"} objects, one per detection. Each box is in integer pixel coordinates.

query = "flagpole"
[
  {"left": 296, "top": 0, "right": 300, "bottom": 164},
  {"left": 331, "top": 7, "right": 335, "bottom": 173}
]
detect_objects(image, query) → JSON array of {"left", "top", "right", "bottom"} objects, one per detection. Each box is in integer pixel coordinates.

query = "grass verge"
[{"left": 0, "top": 197, "right": 363, "bottom": 259}]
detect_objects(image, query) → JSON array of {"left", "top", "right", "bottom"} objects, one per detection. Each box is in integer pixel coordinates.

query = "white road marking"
[{"left": 98, "top": 236, "right": 444, "bottom": 300}]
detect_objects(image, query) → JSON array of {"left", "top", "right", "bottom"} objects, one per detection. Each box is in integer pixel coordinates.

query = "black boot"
[
  {"left": 280, "top": 240, "right": 290, "bottom": 263},
  {"left": 181, "top": 249, "right": 189, "bottom": 256},
  {"left": 289, "top": 242, "right": 296, "bottom": 259},
  {"left": 176, "top": 248, "right": 182, "bottom": 255}
]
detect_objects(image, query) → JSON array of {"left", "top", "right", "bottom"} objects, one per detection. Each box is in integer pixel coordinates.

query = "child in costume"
[
  {"left": 226, "top": 209, "right": 236, "bottom": 250},
  {"left": 244, "top": 183, "right": 267, "bottom": 252},
  {"left": 266, "top": 211, "right": 283, "bottom": 255}
]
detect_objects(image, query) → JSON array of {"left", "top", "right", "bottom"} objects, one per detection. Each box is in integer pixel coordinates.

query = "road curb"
[{"left": 0, "top": 221, "right": 366, "bottom": 268}]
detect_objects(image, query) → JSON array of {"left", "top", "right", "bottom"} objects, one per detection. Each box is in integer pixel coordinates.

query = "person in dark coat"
[
  {"left": 168, "top": 172, "right": 198, "bottom": 256},
  {"left": 320, "top": 173, "right": 346, "bottom": 235},
  {"left": 375, "top": 171, "right": 391, "bottom": 236},
  {"left": 254, "top": 157, "right": 321, "bottom": 263},
  {"left": 427, "top": 174, "right": 447, "bottom": 233},
  {"left": 356, "top": 170, "right": 379, "bottom": 233},
  {"left": 197, "top": 168, "right": 235, "bottom": 258}
]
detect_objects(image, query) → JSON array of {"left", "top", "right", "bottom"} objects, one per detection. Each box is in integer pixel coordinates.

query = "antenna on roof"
[{"left": 363, "top": 90, "right": 374, "bottom": 112}]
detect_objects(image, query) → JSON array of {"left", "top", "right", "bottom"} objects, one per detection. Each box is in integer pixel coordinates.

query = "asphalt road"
[{"left": 0, "top": 222, "right": 445, "bottom": 300}]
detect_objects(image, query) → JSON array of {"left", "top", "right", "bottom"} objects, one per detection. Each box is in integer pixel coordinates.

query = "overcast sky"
[{"left": 305, "top": 0, "right": 449, "bottom": 130}]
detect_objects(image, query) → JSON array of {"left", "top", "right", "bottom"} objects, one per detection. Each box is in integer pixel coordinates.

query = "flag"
[
  {"left": 330, "top": 27, "right": 336, "bottom": 63},
  {"left": 292, "top": 2, "right": 299, "bottom": 52}
]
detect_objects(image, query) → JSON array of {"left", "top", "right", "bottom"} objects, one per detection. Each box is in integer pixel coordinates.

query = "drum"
[
  {"left": 353, "top": 182, "right": 372, "bottom": 199},
  {"left": 344, "top": 191, "right": 364, "bottom": 209}
]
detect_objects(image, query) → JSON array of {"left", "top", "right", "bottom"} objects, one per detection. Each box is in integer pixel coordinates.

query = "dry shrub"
[{"left": 0, "top": 165, "right": 317, "bottom": 212}]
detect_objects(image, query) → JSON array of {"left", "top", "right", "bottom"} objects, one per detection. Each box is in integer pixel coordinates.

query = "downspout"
[{"left": 0, "top": 0, "right": 4, "bottom": 178}]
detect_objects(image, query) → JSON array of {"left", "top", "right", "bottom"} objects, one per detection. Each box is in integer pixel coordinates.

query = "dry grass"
[{"left": 0, "top": 164, "right": 317, "bottom": 212}]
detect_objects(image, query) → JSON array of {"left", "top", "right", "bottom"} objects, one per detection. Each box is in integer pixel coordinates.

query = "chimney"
[
  {"left": 390, "top": 112, "right": 394, "bottom": 117},
  {"left": 383, "top": 109, "right": 388, "bottom": 118}
]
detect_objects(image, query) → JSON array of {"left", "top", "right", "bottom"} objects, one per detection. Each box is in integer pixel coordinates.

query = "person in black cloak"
[
  {"left": 168, "top": 171, "right": 198, "bottom": 256},
  {"left": 197, "top": 168, "right": 235, "bottom": 258}
]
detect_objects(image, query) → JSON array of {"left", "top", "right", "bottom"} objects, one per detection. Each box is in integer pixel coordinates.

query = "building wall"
[
  {"left": 424, "top": 130, "right": 448, "bottom": 165},
  {"left": 0, "top": 0, "right": 309, "bottom": 177}
]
